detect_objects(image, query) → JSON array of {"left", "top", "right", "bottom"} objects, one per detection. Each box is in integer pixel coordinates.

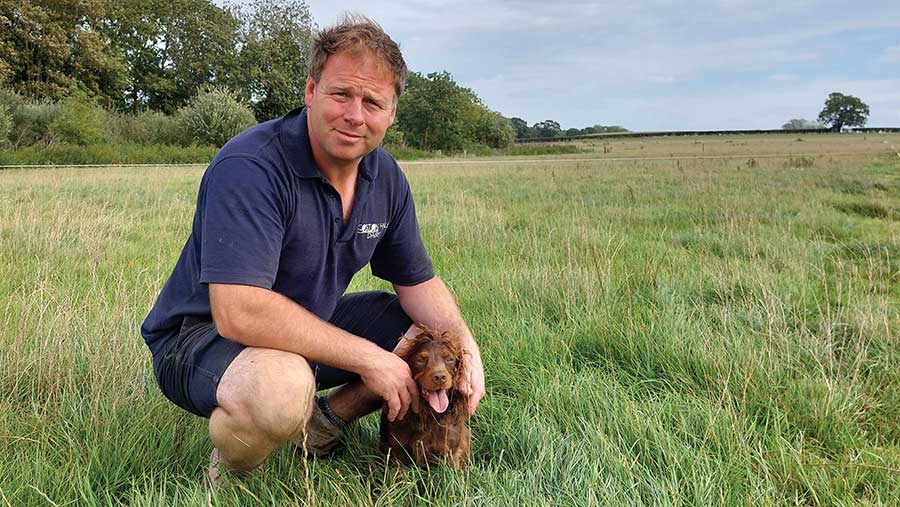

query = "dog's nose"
[{"left": 432, "top": 373, "right": 448, "bottom": 385}]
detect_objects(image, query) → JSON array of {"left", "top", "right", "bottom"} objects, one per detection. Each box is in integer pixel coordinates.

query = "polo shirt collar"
[{"left": 280, "top": 107, "right": 380, "bottom": 182}]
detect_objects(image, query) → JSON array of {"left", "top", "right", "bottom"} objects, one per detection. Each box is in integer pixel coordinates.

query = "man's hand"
[
  {"left": 358, "top": 348, "right": 419, "bottom": 422},
  {"left": 456, "top": 340, "right": 485, "bottom": 415}
]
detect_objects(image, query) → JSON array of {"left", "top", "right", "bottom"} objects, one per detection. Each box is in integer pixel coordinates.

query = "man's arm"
[
  {"left": 393, "top": 276, "right": 485, "bottom": 414},
  {"left": 209, "top": 283, "right": 417, "bottom": 421}
]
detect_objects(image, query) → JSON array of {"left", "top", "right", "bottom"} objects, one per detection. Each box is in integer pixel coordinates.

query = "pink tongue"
[{"left": 426, "top": 390, "right": 449, "bottom": 413}]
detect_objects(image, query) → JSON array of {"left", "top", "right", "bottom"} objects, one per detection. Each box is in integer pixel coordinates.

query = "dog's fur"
[{"left": 379, "top": 327, "right": 471, "bottom": 469}]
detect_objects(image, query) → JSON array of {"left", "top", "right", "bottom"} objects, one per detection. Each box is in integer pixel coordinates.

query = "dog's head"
[{"left": 402, "top": 327, "right": 466, "bottom": 414}]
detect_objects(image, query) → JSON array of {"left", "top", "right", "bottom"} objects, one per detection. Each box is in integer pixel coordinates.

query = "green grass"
[
  {"left": 0, "top": 142, "right": 581, "bottom": 166},
  {"left": 0, "top": 143, "right": 220, "bottom": 165},
  {"left": 1, "top": 152, "right": 899, "bottom": 505}
]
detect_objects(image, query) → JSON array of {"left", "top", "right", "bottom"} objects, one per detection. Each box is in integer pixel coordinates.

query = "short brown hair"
[{"left": 308, "top": 14, "right": 408, "bottom": 99}]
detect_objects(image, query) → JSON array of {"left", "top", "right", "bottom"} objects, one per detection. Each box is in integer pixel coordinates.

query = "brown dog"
[{"left": 379, "top": 327, "right": 471, "bottom": 469}]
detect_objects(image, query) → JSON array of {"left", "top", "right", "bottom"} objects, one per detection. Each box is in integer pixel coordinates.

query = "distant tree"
[
  {"left": 782, "top": 118, "right": 825, "bottom": 130},
  {"left": 532, "top": 120, "right": 561, "bottom": 138},
  {"left": 0, "top": 1, "right": 128, "bottom": 105},
  {"left": 564, "top": 127, "right": 581, "bottom": 137},
  {"left": 470, "top": 108, "right": 515, "bottom": 148},
  {"left": 395, "top": 71, "right": 474, "bottom": 151},
  {"left": 817, "top": 92, "right": 869, "bottom": 132},
  {"left": 508, "top": 116, "right": 530, "bottom": 139},
  {"left": 235, "top": 0, "right": 313, "bottom": 121},
  {"left": 583, "top": 124, "right": 628, "bottom": 134}
]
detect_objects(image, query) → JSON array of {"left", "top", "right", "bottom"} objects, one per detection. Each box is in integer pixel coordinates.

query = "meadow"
[{"left": 1, "top": 133, "right": 898, "bottom": 506}]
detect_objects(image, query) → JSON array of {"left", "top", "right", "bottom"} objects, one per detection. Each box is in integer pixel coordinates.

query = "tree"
[
  {"left": 470, "top": 108, "right": 515, "bottom": 148},
  {"left": 782, "top": 118, "right": 824, "bottom": 130},
  {"left": 0, "top": 0, "right": 128, "bottom": 105},
  {"left": 817, "top": 92, "right": 869, "bottom": 132},
  {"left": 235, "top": 0, "right": 313, "bottom": 121},
  {"left": 508, "top": 116, "right": 530, "bottom": 139},
  {"left": 395, "top": 71, "right": 474, "bottom": 151},
  {"left": 532, "top": 120, "right": 561, "bottom": 138},
  {"left": 104, "top": 0, "right": 242, "bottom": 113}
]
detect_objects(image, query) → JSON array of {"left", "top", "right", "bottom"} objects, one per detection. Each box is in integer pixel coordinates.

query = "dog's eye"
[
  {"left": 444, "top": 357, "right": 456, "bottom": 365},
  {"left": 415, "top": 356, "right": 427, "bottom": 366}
]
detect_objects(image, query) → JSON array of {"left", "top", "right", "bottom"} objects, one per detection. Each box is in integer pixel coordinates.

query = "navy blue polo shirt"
[{"left": 141, "top": 107, "right": 434, "bottom": 353}]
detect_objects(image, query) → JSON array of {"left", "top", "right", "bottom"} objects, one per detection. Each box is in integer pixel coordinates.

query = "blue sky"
[{"left": 301, "top": 1, "right": 899, "bottom": 131}]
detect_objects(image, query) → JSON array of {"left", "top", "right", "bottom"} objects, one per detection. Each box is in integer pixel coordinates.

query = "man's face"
[{"left": 305, "top": 50, "right": 397, "bottom": 172}]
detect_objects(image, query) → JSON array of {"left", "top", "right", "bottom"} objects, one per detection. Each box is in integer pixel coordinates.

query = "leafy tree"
[
  {"left": 0, "top": 0, "right": 128, "bottom": 105},
  {"left": 104, "top": 0, "right": 242, "bottom": 113},
  {"left": 782, "top": 118, "right": 824, "bottom": 130},
  {"left": 817, "top": 92, "right": 869, "bottom": 132},
  {"left": 235, "top": 0, "right": 313, "bottom": 121},
  {"left": 396, "top": 71, "right": 473, "bottom": 151},
  {"left": 532, "top": 120, "right": 561, "bottom": 138},
  {"left": 382, "top": 124, "right": 405, "bottom": 147},
  {"left": 509, "top": 117, "right": 530, "bottom": 139},
  {"left": 470, "top": 108, "right": 515, "bottom": 149}
]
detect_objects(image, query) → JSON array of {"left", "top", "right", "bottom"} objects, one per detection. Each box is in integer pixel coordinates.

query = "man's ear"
[
  {"left": 387, "top": 96, "right": 398, "bottom": 125},
  {"left": 304, "top": 76, "right": 316, "bottom": 106}
]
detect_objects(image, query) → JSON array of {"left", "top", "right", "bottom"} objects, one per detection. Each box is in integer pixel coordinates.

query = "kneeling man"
[{"left": 140, "top": 15, "right": 485, "bottom": 480}]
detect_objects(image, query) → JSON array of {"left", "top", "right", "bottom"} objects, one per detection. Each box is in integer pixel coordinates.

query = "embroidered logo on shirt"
[{"left": 357, "top": 222, "right": 388, "bottom": 239}]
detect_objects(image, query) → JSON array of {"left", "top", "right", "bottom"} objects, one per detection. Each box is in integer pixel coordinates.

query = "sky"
[{"left": 300, "top": 1, "right": 899, "bottom": 131}]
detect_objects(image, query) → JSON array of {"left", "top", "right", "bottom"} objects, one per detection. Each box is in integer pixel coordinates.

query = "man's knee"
[{"left": 216, "top": 348, "right": 316, "bottom": 444}]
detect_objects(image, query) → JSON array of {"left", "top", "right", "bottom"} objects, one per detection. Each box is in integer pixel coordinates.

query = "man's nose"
[{"left": 343, "top": 98, "right": 364, "bottom": 126}]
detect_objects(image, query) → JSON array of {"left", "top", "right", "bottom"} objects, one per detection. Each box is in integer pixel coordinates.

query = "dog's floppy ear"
[
  {"left": 445, "top": 332, "right": 467, "bottom": 385},
  {"left": 393, "top": 323, "right": 436, "bottom": 359},
  {"left": 393, "top": 336, "right": 416, "bottom": 360}
]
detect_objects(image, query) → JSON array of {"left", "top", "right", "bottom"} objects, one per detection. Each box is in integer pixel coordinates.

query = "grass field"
[{"left": 1, "top": 133, "right": 899, "bottom": 506}]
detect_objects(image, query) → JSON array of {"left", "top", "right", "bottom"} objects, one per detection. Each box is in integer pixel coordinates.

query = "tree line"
[
  {"left": 0, "top": 0, "right": 628, "bottom": 153},
  {"left": 508, "top": 118, "right": 628, "bottom": 140}
]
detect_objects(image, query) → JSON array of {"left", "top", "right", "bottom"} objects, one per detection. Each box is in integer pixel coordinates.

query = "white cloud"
[{"left": 277, "top": 1, "right": 900, "bottom": 129}]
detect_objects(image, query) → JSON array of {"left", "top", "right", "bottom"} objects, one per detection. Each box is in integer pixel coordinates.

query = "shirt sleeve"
[
  {"left": 369, "top": 169, "right": 435, "bottom": 286},
  {"left": 198, "top": 156, "right": 286, "bottom": 289}
]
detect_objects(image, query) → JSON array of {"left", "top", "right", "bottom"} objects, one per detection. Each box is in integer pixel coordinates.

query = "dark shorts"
[{"left": 150, "top": 290, "right": 412, "bottom": 418}]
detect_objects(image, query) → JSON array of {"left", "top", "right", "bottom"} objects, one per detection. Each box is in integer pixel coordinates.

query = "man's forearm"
[
  {"left": 394, "top": 277, "right": 476, "bottom": 347},
  {"left": 209, "top": 283, "right": 381, "bottom": 374}
]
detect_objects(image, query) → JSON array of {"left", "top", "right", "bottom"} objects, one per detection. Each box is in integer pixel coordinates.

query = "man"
[{"left": 140, "top": 15, "right": 485, "bottom": 480}]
